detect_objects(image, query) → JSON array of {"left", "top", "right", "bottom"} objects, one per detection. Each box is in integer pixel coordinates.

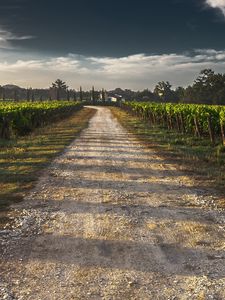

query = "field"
[
  {"left": 112, "top": 102, "right": 225, "bottom": 191},
  {"left": 122, "top": 101, "right": 225, "bottom": 145},
  {"left": 0, "top": 103, "right": 95, "bottom": 210},
  {"left": 0, "top": 101, "right": 83, "bottom": 139},
  {"left": 0, "top": 102, "right": 225, "bottom": 299}
]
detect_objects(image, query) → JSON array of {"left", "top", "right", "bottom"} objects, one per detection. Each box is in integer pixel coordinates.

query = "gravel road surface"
[{"left": 1, "top": 107, "right": 224, "bottom": 299}]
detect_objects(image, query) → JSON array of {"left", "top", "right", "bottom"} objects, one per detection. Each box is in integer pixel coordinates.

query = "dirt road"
[{"left": 1, "top": 107, "right": 225, "bottom": 299}]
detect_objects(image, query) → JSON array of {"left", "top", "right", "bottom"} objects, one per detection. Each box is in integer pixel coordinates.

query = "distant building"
[{"left": 107, "top": 96, "right": 117, "bottom": 102}]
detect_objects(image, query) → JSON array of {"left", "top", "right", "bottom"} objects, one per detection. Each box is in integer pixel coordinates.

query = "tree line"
[
  {"left": 0, "top": 79, "right": 108, "bottom": 103},
  {"left": 112, "top": 69, "right": 225, "bottom": 105},
  {"left": 0, "top": 69, "right": 225, "bottom": 105},
  {"left": 0, "top": 79, "right": 88, "bottom": 102}
]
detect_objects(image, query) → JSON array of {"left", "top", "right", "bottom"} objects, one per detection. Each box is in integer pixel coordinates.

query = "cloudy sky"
[{"left": 1, "top": 0, "right": 225, "bottom": 90}]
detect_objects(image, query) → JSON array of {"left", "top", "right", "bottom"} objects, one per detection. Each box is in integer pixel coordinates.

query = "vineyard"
[
  {"left": 0, "top": 101, "right": 82, "bottom": 139},
  {"left": 122, "top": 102, "right": 225, "bottom": 146}
]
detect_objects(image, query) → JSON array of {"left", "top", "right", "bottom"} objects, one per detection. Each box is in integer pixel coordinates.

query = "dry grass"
[
  {"left": 110, "top": 107, "right": 225, "bottom": 197},
  {"left": 0, "top": 107, "right": 96, "bottom": 212}
]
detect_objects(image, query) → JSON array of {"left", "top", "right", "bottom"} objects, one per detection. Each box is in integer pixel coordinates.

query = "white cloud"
[
  {"left": 205, "top": 0, "right": 225, "bottom": 17},
  {"left": 0, "top": 27, "right": 34, "bottom": 49},
  {"left": 1, "top": 49, "right": 225, "bottom": 89}
]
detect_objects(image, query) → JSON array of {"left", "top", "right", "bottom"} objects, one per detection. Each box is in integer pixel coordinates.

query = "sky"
[{"left": 1, "top": 0, "right": 225, "bottom": 90}]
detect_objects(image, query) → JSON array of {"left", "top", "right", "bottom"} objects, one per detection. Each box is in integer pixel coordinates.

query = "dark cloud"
[
  {"left": 1, "top": 0, "right": 225, "bottom": 89},
  {"left": 0, "top": 0, "right": 225, "bottom": 56}
]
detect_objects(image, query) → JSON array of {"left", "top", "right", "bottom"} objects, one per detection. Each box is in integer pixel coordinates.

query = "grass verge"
[
  {"left": 111, "top": 107, "right": 225, "bottom": 193},
  {"left": 0, "top": 107, "right": 96, "bottom": 212}
]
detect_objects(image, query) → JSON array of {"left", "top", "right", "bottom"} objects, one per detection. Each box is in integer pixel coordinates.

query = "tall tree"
[
  {"left": 79, "top": 86, "right": 83, "bottom": 101},
  {"left": 26, "top": 88, "right": 32, "bottom": 101},
  {"left": 174, "top": 86, "right": 185, "bottom": 102},
  {"left": 102, "top": 88, "right": 106, "bottom": 102},
  {"left": 0, "top": 86, "right": 3, "bottom": 101},
  {"left": 184, "top": 69, "right": 225, "bottom": 104},
  {"left": 67, "top": 89, "right": 70, "bottom": 101},
  {"left": 91, "top": 86, "right": 96, "bottom": 104},
  {"left": 73, "top": 90, "right": 77, "bottom": 101},
  {"left": 31, "top": 90, "right": 35, "bottom": 102},
  {"left": 51, "top": 79, "right": 68, "bottom": 100},
  {"left": 154, "top": 81, "right": 173, "bottom": 102},
  {"left": 194, "top": 69, "right": 215, "bottom": 86}
]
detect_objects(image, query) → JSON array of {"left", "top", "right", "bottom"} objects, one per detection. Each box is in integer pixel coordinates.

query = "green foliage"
[
  {"left": 111, "top": 107, "right": 225, "bottom": 189},
  {"left": 0, "top": 107, "right": 95, "bottom": 210},
  {"left": 183, "top": 69, "right": 225, "bottom": 105},
  {"left": 153, "top": 81, "right": 177, "bottom": 102},
  {"left": 51, "top": 79, "right": 69, "bottom": 100},
  {"left": 0, "top": 101, "right": 82, "bottom": 139},
  {"left": 220, "top": 109, "right": 225, "bottom": 125},
  {"left": 122, "top": 101, "right": 225, "bottom": 140}
]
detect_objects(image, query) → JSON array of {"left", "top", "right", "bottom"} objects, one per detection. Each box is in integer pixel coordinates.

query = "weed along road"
[{"left": 1, "top": 106, "right": 225, "bottom": 299}]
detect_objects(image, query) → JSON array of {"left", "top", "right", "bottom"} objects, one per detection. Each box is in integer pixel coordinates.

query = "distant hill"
[{"left": 3, "top": 84, "right": 22, "bottom": 90}]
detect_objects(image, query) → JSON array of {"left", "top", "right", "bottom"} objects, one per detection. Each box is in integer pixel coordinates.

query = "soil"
[{"left": 0, "top": 106, "right": 224, "bottom": 299}]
